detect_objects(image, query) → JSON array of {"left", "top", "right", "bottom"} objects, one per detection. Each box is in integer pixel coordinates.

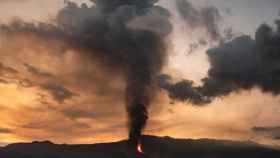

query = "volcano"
[{"left": 0, "top": 135, "right": 280, "bottom": 158}]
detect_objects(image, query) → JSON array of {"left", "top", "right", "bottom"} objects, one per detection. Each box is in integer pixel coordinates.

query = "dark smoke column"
[
  {"left": 1, "top": 0, "right": 172, "bottom": 146},
  {"left": 88, "top": 0, "right": 172, "bottom": 144}
]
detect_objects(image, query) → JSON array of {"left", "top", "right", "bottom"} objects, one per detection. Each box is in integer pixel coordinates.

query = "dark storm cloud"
[
  {"left": 40, "top": 83, "right": 78, "bottom": 104},
  {"left": 0, "top": 0, "right": 172, "bottom": 143},
  {"left": 175, "top": 0, "right": 222, "bottom": 41},
  {"left": 252, "top": 126, "right": 280, "bottom": 140}
]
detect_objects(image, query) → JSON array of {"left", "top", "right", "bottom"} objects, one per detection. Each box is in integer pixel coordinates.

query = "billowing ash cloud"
[
  {"left": 175, "top": 0, "right": 222, "bottom": 41},
  {"left": 159, "top": 74, "right": 210, "bottom": 105},
  {"left": 159, "top": 20, "right": 280, "bottom": 105},
  {"left": 0, "top": 0, "right": 172, "bottom": 144},
  {"left": 201, "top": 21, "right": 280, "bottom": 98}
]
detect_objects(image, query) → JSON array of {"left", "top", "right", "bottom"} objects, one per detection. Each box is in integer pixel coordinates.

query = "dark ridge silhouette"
[{"left": 0, "top": 135, "right": 280, "bottom": 158}]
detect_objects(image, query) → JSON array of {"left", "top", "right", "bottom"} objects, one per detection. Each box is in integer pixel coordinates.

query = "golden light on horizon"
[{"left": 0, "top": 0, "right": 279, "bottom": 148}]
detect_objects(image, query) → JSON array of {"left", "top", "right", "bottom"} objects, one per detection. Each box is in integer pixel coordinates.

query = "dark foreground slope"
[{"left": 0, "top": 135, "right": 280, "bottom": 158}]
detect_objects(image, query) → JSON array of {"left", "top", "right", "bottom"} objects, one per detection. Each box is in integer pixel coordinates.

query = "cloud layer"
[
  {"left": 0, "top": 0, "right": 174, "bottom": 145},
  {"left": 163, "top": 20, "right": 280, "bottom": 105}
]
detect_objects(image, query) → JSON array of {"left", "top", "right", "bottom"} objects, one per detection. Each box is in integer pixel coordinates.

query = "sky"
[{"left": 0, "top": 0, "right": 280, "bottom": 147}]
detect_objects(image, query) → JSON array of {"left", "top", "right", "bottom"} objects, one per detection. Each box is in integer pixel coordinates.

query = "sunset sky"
[{"left": 0, "top": 0, "right": 280, "bottom": 147}]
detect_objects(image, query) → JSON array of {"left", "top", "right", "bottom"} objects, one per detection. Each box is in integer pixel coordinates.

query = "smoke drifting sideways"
[
  {"left": 161, "top": 20, "right": 280, "bottom": 105},
  {"left": 202, "top": 21, "right": 280, "bottom": 98},
  {"left": 0, "top": 0, "right": 172, "bottom": 143},
  {"left": 159, "top": 74, "right": 210, "bottom": 105}
]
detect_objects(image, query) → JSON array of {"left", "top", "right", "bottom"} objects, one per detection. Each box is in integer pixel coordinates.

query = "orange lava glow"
[{"left": 137, "top": 142, "right": 143, "bottom": 153}]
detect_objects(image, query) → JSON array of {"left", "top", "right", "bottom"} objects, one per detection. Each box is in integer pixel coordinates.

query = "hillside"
[{"left": 0, "top": 135, "right": 280, "bottom": 158}]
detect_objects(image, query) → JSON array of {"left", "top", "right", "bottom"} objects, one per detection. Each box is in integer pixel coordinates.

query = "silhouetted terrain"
[{"left": 0, "top": 135, "right": 280, "bottom": 158}]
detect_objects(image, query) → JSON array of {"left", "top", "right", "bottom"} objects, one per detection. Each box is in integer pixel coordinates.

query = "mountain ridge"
[{"left": 1, "top": 135, "right": 280, "bottom": 158}]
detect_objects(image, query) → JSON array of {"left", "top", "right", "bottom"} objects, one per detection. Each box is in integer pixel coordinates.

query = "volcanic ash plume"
[
  {"left": 158, "top": 74, "right": 210, "bottom": 105},
  {"left": 0, "top": 0, "right": 172, "bottom": 144},
  {"left": 201, "top": 21, "right": 280, "bottom": 98},
  {"left": 159, "top": 20, "right": 280, "bottom": 105}
]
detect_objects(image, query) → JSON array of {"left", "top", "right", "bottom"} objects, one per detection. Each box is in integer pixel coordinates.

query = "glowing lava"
[{"left": 137, "top": 141, "right": 144, "bottom": 153}]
